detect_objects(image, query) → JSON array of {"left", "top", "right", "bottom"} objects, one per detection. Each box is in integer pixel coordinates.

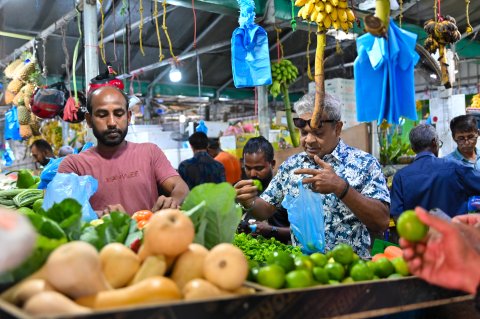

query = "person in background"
[
  {"left": 207, "top": 138, "right": 241, "bottom": 185},
  {"left": 178, "top": 132, "right": 226, "bottom": 190},
  {"left": 444, "top": 115, "right": 480, "bottom": 169},
  {"left": 390, "top": 124, "right": 480, "bottom": 217},
  {"left": 58, "top": 145, "right": 75, "bottom": 157},
  {"left": 235, "top": 93, "right": 390, "bottom": 258},
  {"left": 58, "top": 86, "right": 189, "bottom": 216},
  {"left": 238, "top": 136, "right": 291, "bottom": 244},
  {"left": 400, "top": 207, "right": 480, "bottom": 299},
  {"left": 30, "top": 139, "right": 55, "bottom": 167}
]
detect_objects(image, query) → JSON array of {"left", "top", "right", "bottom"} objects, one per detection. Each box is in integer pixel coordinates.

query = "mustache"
[{"left": 104, "top": 129, "right": 122, "bottom": 135}]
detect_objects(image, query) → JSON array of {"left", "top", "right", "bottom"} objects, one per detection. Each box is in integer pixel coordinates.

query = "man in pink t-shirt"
[{"left": 58, "top": 86, "right": 189, "bottom": 216}]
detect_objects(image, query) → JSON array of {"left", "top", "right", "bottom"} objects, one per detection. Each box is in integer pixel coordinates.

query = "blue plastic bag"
[
  {"left": 38, "top": 157, "right": 65, "bottom": 189},
  {"left": 282, "top": 180, "right": 325, "bottom": 254},
  {"left": 43, "top": 173, "right": 98, "bottom": 221},
  {"left": 4, "top": 107, "right": 22, "bottom": 141},
  {"left": 231, "top": 0, "right": 272, "bottom": 88}
]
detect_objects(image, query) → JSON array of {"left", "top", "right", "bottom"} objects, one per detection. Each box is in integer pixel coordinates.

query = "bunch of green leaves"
[
  {"left": 181, "top": 183, "right": 242, "bottom": 250},
  {"left": 379, "top": 129, "right": 414, "bottom": 165},
  {"left": 233, "top": 233, "right": 302, "bottom": 263}
]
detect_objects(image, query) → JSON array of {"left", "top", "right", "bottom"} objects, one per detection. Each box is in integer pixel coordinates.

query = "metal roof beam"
[{"left": 147, "top": 14, "right": 224, "bottom": 89}]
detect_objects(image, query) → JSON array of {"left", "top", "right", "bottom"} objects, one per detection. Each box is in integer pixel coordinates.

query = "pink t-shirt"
[{"left": 58, "top": 142, "right": 178, "bottom": 214}]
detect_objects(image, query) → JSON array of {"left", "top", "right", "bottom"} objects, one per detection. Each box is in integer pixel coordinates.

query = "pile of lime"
[{"left": 249, "top": 243, "right": 410, "bottom": 289}]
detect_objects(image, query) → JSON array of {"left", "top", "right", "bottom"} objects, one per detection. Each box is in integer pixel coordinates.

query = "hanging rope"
[
  {"left": 139, "top": 0, "right": 145, "bottom": 56},
  {"left": 192, "top": 0, "right": 197, "bottom": 48},
  {"left": 290, "top": 0, "right": 296, "bottom": 31},
  {"left": 61, "top": 25, "right": 72, "bottom": 96},
  {"left": 306, "top": 24, "right": 314, "bottom": 81},
  {"left": 274, "top": 25, "right": 284, "bottom": 61},
  {"left": 41, "top": 37, "right": 47, "bottom": 82},
  {"left": 162, "top": 0, "right": 177, "bottom": 60},
  {"left": 254, "top": 87, "right": 258, "bottom": 118},
  {"left": 98, "top": 0, "right": 107, "bottom": 64},
  {"left": 72, "top": 8, "right": 81, "bottom": 103},
  {"left": 153, "top": 0, "right": 164, "bottom": 61},
  {"left": 112, "top": 0, "right": 118, "bottom": 62}
]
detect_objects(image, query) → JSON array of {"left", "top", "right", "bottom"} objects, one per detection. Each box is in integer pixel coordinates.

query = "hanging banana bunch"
[
  {"left": 423, "top": 15, "right": 461, "bottom": 88},
  {"left": 295, "top": 0, "right": 355, "bottom": 128}
]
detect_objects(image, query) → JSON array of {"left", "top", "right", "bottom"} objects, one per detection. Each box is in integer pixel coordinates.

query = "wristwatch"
[{"left": 270, "top": 226, "right": 278, "bottom": 236}]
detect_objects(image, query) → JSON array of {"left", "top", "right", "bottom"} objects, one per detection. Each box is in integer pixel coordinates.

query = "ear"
[
  {"left": 127, "top": 110, "right": 132, "bottom": 125},
  {"left": 85, "top": 113, "right": 93, "bottom": 128},
  {"left": 270, "top": 159, "right": 276, "bottom": 169},
  {"left": 335, "top": 121, "right": 343, "bottom": 136}
]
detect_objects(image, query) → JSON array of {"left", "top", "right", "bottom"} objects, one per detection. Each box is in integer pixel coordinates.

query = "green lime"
[
  {"left": 396, "top": 210, "right": 429, "bottom": 242},
  {"left": 328, "top": 280, "right": 340, "bottom": 285},
  {"left": 374, "top": 257, "right": 395, "bottom": 278},
  {"left": 294, "top": 255, "right": 314, "bottom": 271},
  {"left": 312, "top": 266, "right": 329, "bottom": 284},
  {"left": 350, "top": 262, "right": 374, "bottom": 282},
  {"left": 324, "top": 262, "right": 345, "bottom": 281},
  {"left": 342, "top": 277, "right": 354, "bottom": 283},
  {"left": 388, "top": 273, "right": 404, "bottom": 279},
  {"left": 366, "top": 260, "right": 378, "bottom": 274},
  {"left": 391, "top": 257, "right": 410, "bottom": 276},
  {"left": 285, "top": 269, "right": 313, "bottom": 288},
  {"left": 332, "top": 243, "right": 354, "bottom": 265},
  {"left": 310, "top": 252, "right": 328, "bottom": 267},
  {"left": 257, "top": 265, "right": 285, "bottom": 289},
  {"left": 252, "top": 179, "right": 263, "bottom": 191},
  {"left": 248, "top": 266, "right": 260, "bottom": 282},
  {"left": 267, "top": 251, "right": 294, "bottom": 272}
]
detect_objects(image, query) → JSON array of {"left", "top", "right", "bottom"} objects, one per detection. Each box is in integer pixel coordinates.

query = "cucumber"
[{"left": 13, "top": 189, "right": 44, "bottom": 208}]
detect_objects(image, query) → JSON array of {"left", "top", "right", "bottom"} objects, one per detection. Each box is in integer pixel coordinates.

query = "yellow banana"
[
  {"left": 325, "top": 3, "right": 333, "bottom": 13},
  {"left": 332, "top": 20, "right": 340, "bottom": 30},
  {"left": 295, "top": 0, "right": 308, "bottom": 6},
  {"left": 338, "top": 8, "right": 347, "bottom": 22},
  {"left": 311, "top": 10, "right": 318, "bottom": 22},
  {"left": 298, "top": 6, "right": 305, "bottom": 17},
  {"left": 324, "top": 15, "right": 332, "bottom": 28},
  {"left": 315, "top": 2, "right": 325, "bottom": 12},
  {"left": 330, "top": 8, "right": 338, "bottom": 21},
  {"left": 347, "top": 21, "right": 353, "bottom": 29},
  {"left": 302, "top": 6, "right": 310, "bottom": 19},
  {"left": 346, "top": 8, "right": 355, "bottom": 22},
  {"left": 341, "top": 21, "right": 349, "bottom": 32},
  {"left": 317, "top": 11, "right": 326, "bottom": 23},
  {"left": 338, "top": 0, "right": 348, "bottom": 8},
  {"left": 330, "top": 0, "right": 339, "bottom": 6}
]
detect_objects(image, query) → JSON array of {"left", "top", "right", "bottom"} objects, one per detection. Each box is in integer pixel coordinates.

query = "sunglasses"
[{"left": 293, "top": 118, "right": 336, "bottom": 129}]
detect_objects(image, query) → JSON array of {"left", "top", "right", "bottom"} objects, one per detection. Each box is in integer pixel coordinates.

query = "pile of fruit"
[
  {"left": 295, "top": 0, "right": 355, "bottom": 32},
  {"left": 1, "top": 209, "right": 252, "bottom": 317},
  {"left": 269, "top": 59, "right": 299, "bottom": 98},
  {"left": 469, "top": 93, "right": 480, "bottom": 109},
  {"left": 248, "top": 243, "right": 410, "bottom": 289}
]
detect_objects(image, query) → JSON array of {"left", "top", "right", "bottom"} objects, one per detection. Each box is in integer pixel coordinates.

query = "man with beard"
[
  {"left": 237, "top": 136, "right": 291, "bottom": 244},
  {"left": 58, "top": 86, "right": 189, "bottom": 216},
  {"left": 31, "top": 139, "right": 55, "bottom": 167}
]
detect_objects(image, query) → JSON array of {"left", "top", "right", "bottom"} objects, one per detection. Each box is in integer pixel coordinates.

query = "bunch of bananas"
[
  {"left": 470, "top": 94, "right": 480, "bottom": 109},
  {"left": 423, "top": 16, "right": 461, "bottom": 54},
  {"left": 269, "top": 59, "right": 299, "bottom": 97},
  {"left": 295, "top": 0, "right": 355, "bottom": 32}
]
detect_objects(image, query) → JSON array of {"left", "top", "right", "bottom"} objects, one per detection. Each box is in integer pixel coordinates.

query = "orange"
[
  {"left": 257, "top": 265, "right": 285, "bottom": 289},
  {"left": 372, "top": 253, "right": 388, "bottom": 262},
  {"left": 384, "top": 245, "right": 403, "bottom": 260},
  {"left": 396, "top": 210, "right": 429, "bottom": 242}
]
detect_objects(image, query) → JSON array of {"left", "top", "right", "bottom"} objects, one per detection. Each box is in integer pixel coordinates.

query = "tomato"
[
  {"left": 396, "top": 210, "right": 429, "bottom": 242},
  {"left": 132, "top": 210, "right": 153, "bottom": 229}
]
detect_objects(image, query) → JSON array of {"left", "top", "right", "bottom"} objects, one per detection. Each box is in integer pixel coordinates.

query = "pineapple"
[
  {"left": 4, "top": 90, "right": 15, "bottom": 104},
  {"left": 7, "top": 79, "right": 24, "bottom": 94},
  {"left": 17, "top": 105, "right": 31, "bottom": 125},
  {"left": 12, "top": 91, "right": 23, "bottom": 106},
  {"left": 19, "top": 124, "right": 33, "bottom": 140},
  {"left": 29, "top": 114, "right": 42, "bottom": 136},
  {"left": 23, "top": 83, "right": 36, "bottom": 109},
  {"left": 14, "top": 61, "right": 36, "bottom": 82},
  {"left": 4, "top": 59, "right": 23, "bottom": 79}
]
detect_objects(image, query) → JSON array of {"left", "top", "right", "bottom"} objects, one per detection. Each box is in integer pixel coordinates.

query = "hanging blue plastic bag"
[
  {"left": 42, "top": 173, "right": 98, "bottom": 221},
  {"left": 282, "top": 180, "right": 325, "bottom": 254},
  {"left": 231, "top": 0, "right": 272, "bottom": 88},
  {"left": 4, "top": 107, "right": 22, "bottom": 141}
]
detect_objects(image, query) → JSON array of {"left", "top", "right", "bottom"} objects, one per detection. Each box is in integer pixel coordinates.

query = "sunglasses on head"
[{"left": 293, "top": 118, "right": 336, "bottom": 129}]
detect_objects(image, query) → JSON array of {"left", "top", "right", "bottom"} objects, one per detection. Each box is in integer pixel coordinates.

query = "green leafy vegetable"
[
  {"left": 234, "top": 233, "right": 302, "bottom": 263},
  {"left": 182, "top": 183, "right": 242, "bottom": 249},
  {"left": 80, "top": 212, "right": 132, "bottom": 250},
  {"left": 40, "top": 198, "right": 83, "bottom": 241}
]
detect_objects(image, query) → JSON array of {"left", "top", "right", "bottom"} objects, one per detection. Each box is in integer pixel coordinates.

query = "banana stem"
[
  {"left": 281, "top": 83, "right": 299, "bottom": 147},
  {"left": 311, "top": 27, "right": 326, "bottom": 129},
  {"left": 375, "top": 0, "right": 390, "bottom": 29},
  {"left": 439, "top": 44, "right": 451, "bottom": 88}
]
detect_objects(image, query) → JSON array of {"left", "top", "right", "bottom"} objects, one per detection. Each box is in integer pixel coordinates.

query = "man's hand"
[
  {"left": 152, "top": 195, "right": 180, "bottom": 212},
  {"left": 453, "top": 213, "right": 480, "bottom": 227},
  {"left": 234, "top": 180, "right": 258, "bottom": 208},
  {"left": 294, "top": 155, "right": 346, "bottom": 196},
  {"left": 100, "top": 204, "right": 127, "bottom": 217}
]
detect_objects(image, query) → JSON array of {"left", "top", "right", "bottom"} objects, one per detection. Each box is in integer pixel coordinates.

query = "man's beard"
[{"left": 92, "top": 126, "right": 128, "bottom": 147}]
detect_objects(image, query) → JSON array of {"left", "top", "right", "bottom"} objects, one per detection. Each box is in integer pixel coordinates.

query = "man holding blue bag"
[{"left": 235, "top": 93, "right": 390, "bottom": 258}]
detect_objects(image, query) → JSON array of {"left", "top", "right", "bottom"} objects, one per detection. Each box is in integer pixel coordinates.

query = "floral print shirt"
[{"left": 260, "top": 139, "right": 390, "bottom": 258}]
